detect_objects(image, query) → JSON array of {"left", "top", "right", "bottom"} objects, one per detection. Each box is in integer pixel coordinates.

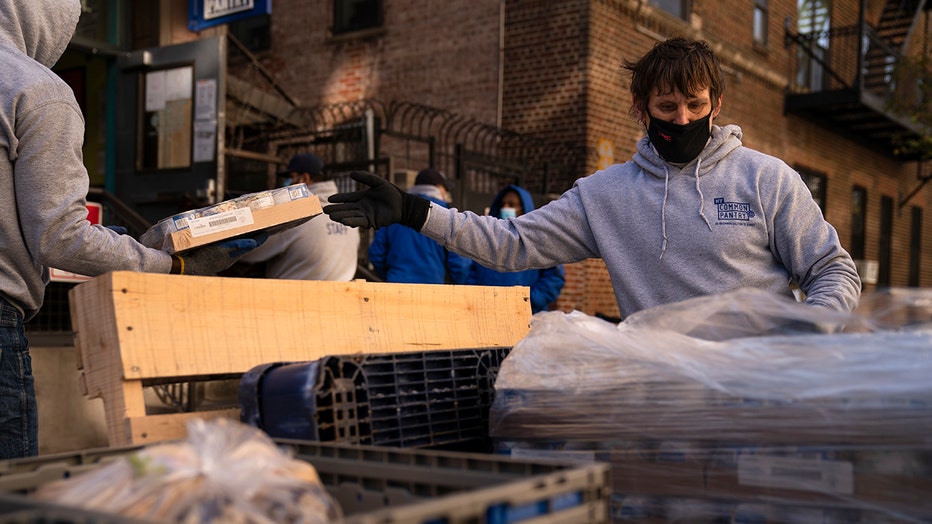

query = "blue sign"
[{"left": 188, "top": 0, "right": 272, "bottom": 32}]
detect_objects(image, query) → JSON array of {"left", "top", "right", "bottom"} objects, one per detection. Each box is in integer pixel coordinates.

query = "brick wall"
[
  {"left": 241, "top": 0, "right": 929, "bottom": 317},
  {"left": 266, "top": 0, "right": 502, "bottom": 126},
  {"left": 508, "top": 0, "right": 931, "bottom": 315}
]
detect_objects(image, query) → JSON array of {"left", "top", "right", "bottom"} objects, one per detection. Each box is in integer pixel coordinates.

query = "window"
[
  {"left": 647, "top": 0, "right": 690, "bottom": 20},
  {"left": 850, "top": 185, "right": 867, "bottom": 260},
  {"left": 909, "top": 206, "right": 922, "bottom": 286},
  {"left": 796, "top": 0, "right": 831, "bottom": 91},
  {"left": 753, "top": 0, "right": 768, "bottom": 45},
  {"left": 74, "top": 0, "right": 124, "bottom": 48},
  {"left": 878, "top": 195, "right": 893, "bottom": 287},
  {"left": 229, "top": 14, "right": 271, "bottom": 53},
  {"left": 139, "top": 66, "right": 193, "bottom": 171},
  {"left": 333, "top": 0, "right": 383, "bottom": 34},
  {"left": 796, "top": 166, "right": 827, "bottom": 212}
]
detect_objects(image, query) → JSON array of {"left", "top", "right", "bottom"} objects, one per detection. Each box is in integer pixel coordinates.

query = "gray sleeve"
[
  {"left": 769, "top": 166, "right": 861, "bottom": 312},
  {"left": 421, "top": 187, "right": 599, "bottom": 272},
  {"left": 15, "top": 91, "right": 171, "bottom": 275}
]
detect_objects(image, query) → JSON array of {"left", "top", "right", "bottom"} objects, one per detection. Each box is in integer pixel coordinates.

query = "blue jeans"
[{"left": 0, "top": 297, "right": 37, "bottom": 458}]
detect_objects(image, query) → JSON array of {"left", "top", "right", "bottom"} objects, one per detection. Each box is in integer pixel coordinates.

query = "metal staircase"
[
  {"left": 876, "top": 0, "right": 926, "bottom": 48},
  {"left": 862, "top": 0, "right": 927, "bottom": 95},
  {"left": 784, "top": 0, "right": 930, "bottom": 160}
]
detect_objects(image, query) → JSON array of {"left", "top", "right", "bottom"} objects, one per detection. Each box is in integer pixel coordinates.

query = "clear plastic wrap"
[
  {"left": 491, "top": 288, "right": 932, "bottom": 522},
  {"left": 31, "top": 418, "right": 342, "bottom": 523}
]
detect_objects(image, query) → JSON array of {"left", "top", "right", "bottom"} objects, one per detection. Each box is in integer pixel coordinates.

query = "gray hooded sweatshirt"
[
  {"left": 422, "top": 125, "right": 861, "bottom": 317},
  {"left": 0, "top": 0, "right": 171, "bottom": 320}
]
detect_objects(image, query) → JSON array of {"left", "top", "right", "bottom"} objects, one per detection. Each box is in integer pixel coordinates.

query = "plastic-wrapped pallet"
[{"left": 490, "top": 287, "right": 932, "bottom": 523}]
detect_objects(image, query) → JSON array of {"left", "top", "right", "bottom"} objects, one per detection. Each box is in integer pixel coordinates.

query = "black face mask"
[{"left": 647, "top": 111, "right": 713, "bottom": 164}]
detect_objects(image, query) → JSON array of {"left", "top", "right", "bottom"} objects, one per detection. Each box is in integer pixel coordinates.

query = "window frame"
[
  {"left": 877, "top": 195, "right": 894, "bottom": 287},
  {"left": 753, "top": 0, "right": 769, "bottom": 46},
  {"left": 333, "top": 0, "right": 384, "bottom": 35},
  {"left": 229, "top": 14, "right": 271, "bottom": 53},
  {"left": 646, "top": 0, "right": 691, "bottom": 20},
  {"left": 909, "top": 206, "right": 922, "bottom": 287},
  {"left": 850, "top": 185, "right": 867, "bottom": 260},
  {"left": 795, "top": 165, "right": 827, "bottom": 213}
]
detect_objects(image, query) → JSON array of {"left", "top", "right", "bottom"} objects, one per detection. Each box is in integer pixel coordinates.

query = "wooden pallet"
[{"left": 69, "top": 271, "right": 531, "bottom": 447}]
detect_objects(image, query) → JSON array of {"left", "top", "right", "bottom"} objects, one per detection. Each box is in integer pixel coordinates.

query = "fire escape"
[{"left": 784, "top": 0, "right": 931, "bottom": 207}]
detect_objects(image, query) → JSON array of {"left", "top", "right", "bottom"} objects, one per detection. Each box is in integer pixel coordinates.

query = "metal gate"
[{"left": 225, "top": 98, "right": 580, "bottom": 215}]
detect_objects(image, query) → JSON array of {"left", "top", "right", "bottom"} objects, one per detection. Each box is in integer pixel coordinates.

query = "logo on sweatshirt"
[{"left": 714, "top": 198, "right": 756, "bottom": 222}]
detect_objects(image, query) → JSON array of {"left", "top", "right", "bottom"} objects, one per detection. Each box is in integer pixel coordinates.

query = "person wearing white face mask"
[
  {"left": 467, "top": 185, "right": 565, "bottom": 314},
  {"left": 325, "top": 37, "right": 861, "bottom": 318}
]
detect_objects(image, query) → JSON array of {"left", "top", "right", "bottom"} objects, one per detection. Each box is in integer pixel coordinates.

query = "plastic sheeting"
[{"left": 491, "top": 288, "right": 932, "bottom": 522}]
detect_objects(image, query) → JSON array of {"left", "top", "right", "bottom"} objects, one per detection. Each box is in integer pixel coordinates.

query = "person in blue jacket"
[
  {"left": 368, "top": 169, "right": 471, "bottom": 284},
  {"left": 468, "top": 185, "right": 565, "bottom": 313}
]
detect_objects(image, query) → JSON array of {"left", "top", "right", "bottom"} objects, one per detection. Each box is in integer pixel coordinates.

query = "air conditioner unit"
[
  {"left": 854, "top": 259, "right": 879, "bottom": 284},
  {"left": 391, "top": 169, "right": 418, "bottom": 190}
]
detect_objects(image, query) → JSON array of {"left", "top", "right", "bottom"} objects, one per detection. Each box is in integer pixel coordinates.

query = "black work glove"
[
  {"left": 324, "top": 171, "right": 430, "bottom": 230},
  {"left": 175, "top": 233, "right": 268, "bottom": 276}
]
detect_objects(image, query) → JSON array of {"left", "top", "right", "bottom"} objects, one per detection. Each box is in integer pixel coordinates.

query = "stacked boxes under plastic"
[{"left": 489, "top": 289, "right": 932, "bottom": 523}]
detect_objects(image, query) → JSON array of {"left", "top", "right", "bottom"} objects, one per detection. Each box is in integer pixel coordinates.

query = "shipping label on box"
[
  {"left": 737, "top": 454, "right": 854, "bottom": 494},
  {"left": 166, "top": 197, "right": 322, "bottom": 253},
  {"left": 187, "top": 207, "right": 255, "bottom": 237}
]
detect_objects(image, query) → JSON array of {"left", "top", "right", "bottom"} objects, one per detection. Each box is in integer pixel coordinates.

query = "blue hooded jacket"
[
  {"left": 467, "top": 185, "right": 565, "bottom": 313},
  {"left": 369, "top": 186, "right": 471, "bottom": 284}
]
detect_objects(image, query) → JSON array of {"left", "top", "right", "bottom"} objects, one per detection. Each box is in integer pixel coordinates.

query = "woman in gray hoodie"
[
  {"left": 325, "top": 37, "right": 861, "bottom": 317},
  {"left": 0, "top": 0, "right": 261, "bottom": 458}
]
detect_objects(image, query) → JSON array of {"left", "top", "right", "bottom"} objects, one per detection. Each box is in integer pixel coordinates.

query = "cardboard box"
[
  {"left": 704, "top": 445, "right": 932, "bottom": 513},
  {"left": 140, "top": 184, "right": 323, "bottom": 254},
  {"left": 165, "top": 196, "right": 321, "bottom": 253}
]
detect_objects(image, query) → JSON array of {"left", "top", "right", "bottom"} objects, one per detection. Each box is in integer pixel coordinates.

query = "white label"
[
  {"left": 251, "top": 193, "right": 275, "bottom": 209},
  {"left": 287, "top": 185, "right": 309, "bottom": 200},
  {"left": 188, "top": 207, "right": 254, "bottom": 238},
  {"left": 737, "top": 455, "right": 854, "bottom": 494},
  {"left": 204, "top": 0, "right": 254, "bottom": 20}
]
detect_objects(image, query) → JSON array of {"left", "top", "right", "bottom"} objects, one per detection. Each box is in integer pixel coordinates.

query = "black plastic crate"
[{"left": 239, "top": 347, "right": 511, "bottom": 451}]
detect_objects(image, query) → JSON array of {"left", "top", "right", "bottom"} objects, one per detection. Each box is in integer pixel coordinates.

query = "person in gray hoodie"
[
  {"left": 325, "top": 37, "right": 861, "bottom": 317},
  {"left": 0, "top": 0, "right": 261, "bottom": 458}
]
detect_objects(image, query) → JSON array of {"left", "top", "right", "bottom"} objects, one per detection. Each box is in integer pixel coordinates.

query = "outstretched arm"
[{"left": 324, "top": 172, "right": 430, "bottom": 230}]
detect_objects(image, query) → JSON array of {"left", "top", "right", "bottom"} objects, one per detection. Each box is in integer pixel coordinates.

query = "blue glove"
[
  {"left": 174, "top": 232, "right": 268, "bottom": 275},
  {"left": 107, "top": 225, "right": 128, "bottom": 235},
  {"left": 324, "top": 171, "right": 430, "bottom": 230}
]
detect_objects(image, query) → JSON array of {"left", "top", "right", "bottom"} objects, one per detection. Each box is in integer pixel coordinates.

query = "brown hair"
[{"left": 623, "top": 37, "right": 726, "bottom": 123}]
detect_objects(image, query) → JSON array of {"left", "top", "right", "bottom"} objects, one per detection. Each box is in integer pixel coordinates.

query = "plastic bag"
[{"left": 32, "top": 418, "right": 342, "bottom": 523}]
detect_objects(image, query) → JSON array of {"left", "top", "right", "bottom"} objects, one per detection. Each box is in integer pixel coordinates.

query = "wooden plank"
[
  {"left": 70, "top": 275, "right": 151, "bottom": 445},
  {"left": 126, "top": 408, "right": 240, "bottom": 446},
  {"left": 69, "top": 271, "right": 531, "bottom": 447},
  {"left": 105, "top": 381, "right": 147, "bottom": 446},
  {"left": 70, "top": 272, "right": 531, "bottom": 382}
]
